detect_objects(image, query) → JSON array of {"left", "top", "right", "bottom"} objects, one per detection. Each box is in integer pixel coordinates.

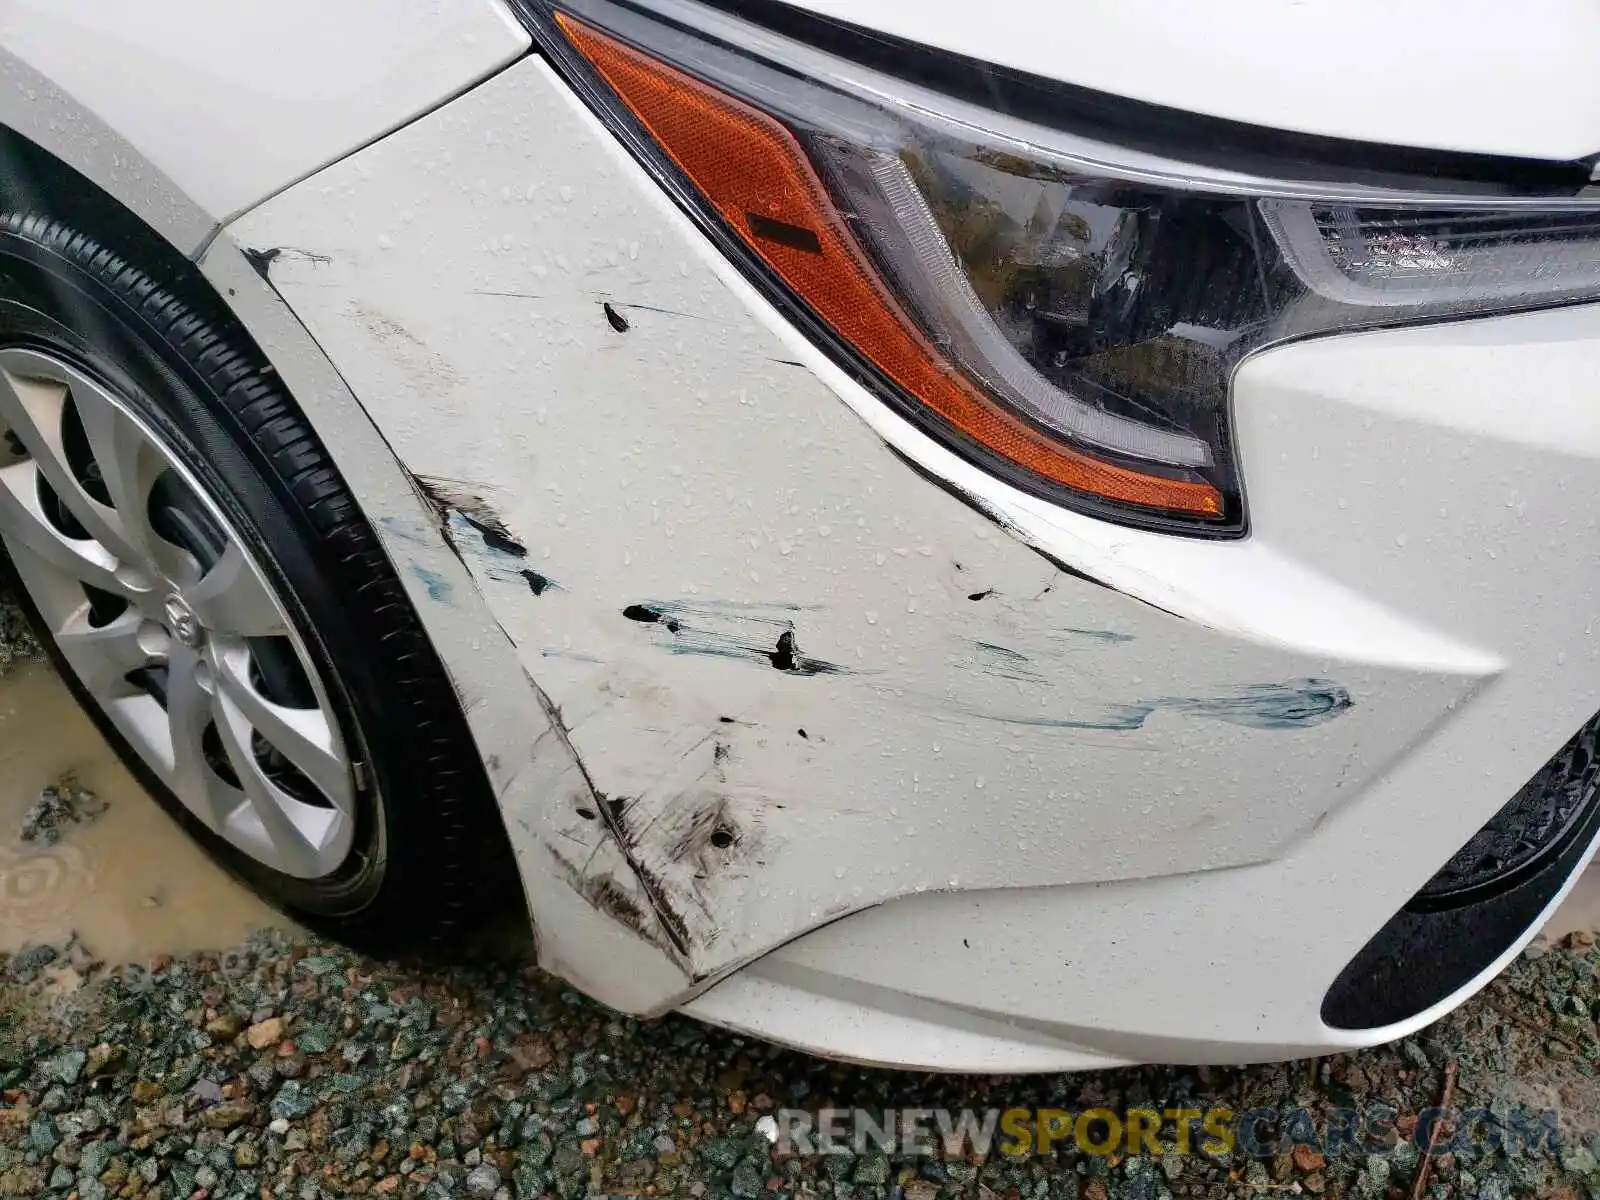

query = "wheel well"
[
  {"left": 0, "top": 123, "right": 206, "bottom": 286},
  {"left": 0, "top": 130, "right": 530, "bottom": 955}
]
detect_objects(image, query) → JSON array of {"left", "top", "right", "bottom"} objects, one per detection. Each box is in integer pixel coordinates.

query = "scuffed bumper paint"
[{"left": 221, "top": 56, "right": 1600, "bottom": 1067}]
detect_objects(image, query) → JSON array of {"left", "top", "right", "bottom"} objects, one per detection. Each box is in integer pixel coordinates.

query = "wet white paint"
[
  {"left": 773, "top": 0, "right": 1600, "bottom": 160},
  {"left": 0, "top": 0, "right": 529, "bottom": 253},
  {"left": 223, "top": 56, "right": 1600, "bottom": 1065}
]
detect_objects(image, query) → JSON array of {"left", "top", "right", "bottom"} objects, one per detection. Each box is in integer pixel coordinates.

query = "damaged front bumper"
[{"left": 219, "top": 53, "right": 1600, "bottom": 1069}]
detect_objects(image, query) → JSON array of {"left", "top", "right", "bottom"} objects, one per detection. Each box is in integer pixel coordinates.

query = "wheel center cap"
[{"left": 163, "top": 594, "right": 203, "bottom": 648}]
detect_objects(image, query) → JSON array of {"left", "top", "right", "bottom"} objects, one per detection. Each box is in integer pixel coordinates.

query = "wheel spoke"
[
  {"left": 0, "top": 460, "right": 135, "bottom": 596},
  {"left": 165, "top": 643, "right": 220, "bottom": 819},
  {"left": 209, "top": 686, "right": 331, "bottom": 878},
  {"left": 0, "top": 347, "right": 355, "bottom": 882},
  {"left": 211, "top": 640, "right": 352, "bottom": 815},
  {"left": 185, "top": 541, "right": 289, "bottom": 637},
  {"left": 70, "top": 386, "right": 188, "bottom": 577},
  {"left": 54, "top": 608, "right": 150, "bottom": 703},
  {"left": 0, "top": 367, "right": 132, "bottom": 559}
]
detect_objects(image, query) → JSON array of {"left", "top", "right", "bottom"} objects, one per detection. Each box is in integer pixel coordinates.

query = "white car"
[{"left": 0, "top": 0, "right": 1597, "bottom": 1072}]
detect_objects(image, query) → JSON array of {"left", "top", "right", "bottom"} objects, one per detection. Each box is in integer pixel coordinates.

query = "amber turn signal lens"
[{"left": 554, "top": 13, "right": 1224, "bottom": 518}]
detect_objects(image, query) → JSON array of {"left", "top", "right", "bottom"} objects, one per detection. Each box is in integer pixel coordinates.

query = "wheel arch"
[
  {"left": 0, "top": 101, "right": 606, "bottom": 971},
  {"left": 0, "top": 68, "right": 211, "bottom": 258}
]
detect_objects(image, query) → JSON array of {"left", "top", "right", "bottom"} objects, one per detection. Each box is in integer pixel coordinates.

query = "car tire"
[{"left": 0, "top": 209, "right": 521, "bottom": 957}]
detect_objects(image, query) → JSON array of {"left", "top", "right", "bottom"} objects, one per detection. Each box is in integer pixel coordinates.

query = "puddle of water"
[{"left": 0, "top": 662, "right": 283, "bottom": 963}]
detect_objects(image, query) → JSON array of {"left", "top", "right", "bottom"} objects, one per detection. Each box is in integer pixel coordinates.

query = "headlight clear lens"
[
  {"left": 1260, "top": 203, "right": 1600, "bottom": 307},
  {"left": 524, "top": 0, "right": 1600, "bottom": 534}
]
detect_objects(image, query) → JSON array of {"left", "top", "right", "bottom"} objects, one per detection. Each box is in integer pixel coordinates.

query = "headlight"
[{"left": 517, "top": 0, "right": 1600, "bottom": 534}]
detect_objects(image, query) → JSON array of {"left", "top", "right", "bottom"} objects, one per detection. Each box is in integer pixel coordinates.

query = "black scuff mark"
[
  {"left": 602, "top": 301, "right": 630, "bottom": 332},
  {"left": 628, "top": 864, "right": 693, "bottom": 955},
  {"left": 967, "top": 589, "right": 995, "bottom": 601},
  {"left": 405, "top": 470, "right": 562, "bottom": 596},
  {"left": 243, "top": 248, "right": 278, "bottom": 279},
  {"left": 587, "top": 876, "right": 649, "bottom": 932},
  {"left": 542, "top": 847, "right": 656, "bottom": 946},
  {"left": 881, "top": 442, "right": 1047, "bottom": 551},
  {"left": 663, "top": 798, "right": 745, "bottom": 864},
  {"left": 970, "top": 640, "right": 1046, "bottom": 685},
  {"left": 601, "top": 730, "right": 783, "bottom": 956},
  {"left": 975, "top": 641, "right": 1029, "bottom": 661},
  {"left": 529, "top": 683, "right": 693, "bottom": 965},
  {"left": 796, "top": 728, "right": 808, "bottom": 739},
  {"left": 445, "top": 513, "right": 537, "bottom": 589},
  {"left": 881, "top": 443, "right": 1138, "bottom": 600},
  {"left": 456, "top": 510, "right": 526, "bottom": 557},
  {"left": 1028, "top": 542, "right": 1169, "bottom": 609},
  {"left": 965, "top": 679, "right": 1354, "bottom": 733},
  {"left": 767, "top": 629, "right": 843, "bottom": 676},
  {"left": 243, "top": 246, "right": 330, "bottom": 280},
  {"left": 610, "top": 300, "right": 723, "bottom": 323},
  {"left": 623, "top": 603, "right": 681, "bottom": 633},
  {"left": 769, "top": 358, "right": 806, "bottom": 368},
  {"left": 413, "top": 474, "right": 518, "bottom": 548},
  {"left": 619, "top": 600, "right": 847, "bottom": 675}
]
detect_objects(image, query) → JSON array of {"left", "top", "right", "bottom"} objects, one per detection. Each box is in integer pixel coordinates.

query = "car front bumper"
[{"left": 221, "top": 52, "right": 1600, "bottom": 1070}]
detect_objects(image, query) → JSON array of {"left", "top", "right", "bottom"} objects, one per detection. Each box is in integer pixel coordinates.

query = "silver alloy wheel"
[{"left": 0, "top": 346, "right": 355, "bottom": 878}]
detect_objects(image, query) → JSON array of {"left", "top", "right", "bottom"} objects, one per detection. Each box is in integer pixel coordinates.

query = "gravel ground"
[
  {"left": 1, "top": 928, "right": 1597, "bottom": 1200},
  {"left": 2, "top": 594, "right": 1599, "bottom": 1200}
]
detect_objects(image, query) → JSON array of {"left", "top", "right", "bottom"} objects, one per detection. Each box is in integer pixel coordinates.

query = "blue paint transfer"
[
  {"left": 447, "top": 511, "right": 520, "bottom": 578},
  {"left": 541, "top": 649, "right": 604, "bottom": 664},
  {"left": 410, "top": 564, "right": 452, "bottom": 603},
  {"left": 974, "top": 679, "right": 1352, "bottom": 733},
  {"left": 379, "top": 515, "right": 434, "bottom": 546},
  {"left": 1161, "top": 680, "right": 1353, "bottom": 730},
  {"left": 968, "top": 704, "right": 1155, "bottom": 732},
  {"left": 1059, "top": 627, "right": 1136, "bottom": 644},
  {"left": 443, "top": 510, "right": 559, "bottom": 596},
  {"left": 624, "top": 600, "right": 847, "bottom": 675},
  {"left": 970, "top": 640, "right": 1047, "bottom": 685}
]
